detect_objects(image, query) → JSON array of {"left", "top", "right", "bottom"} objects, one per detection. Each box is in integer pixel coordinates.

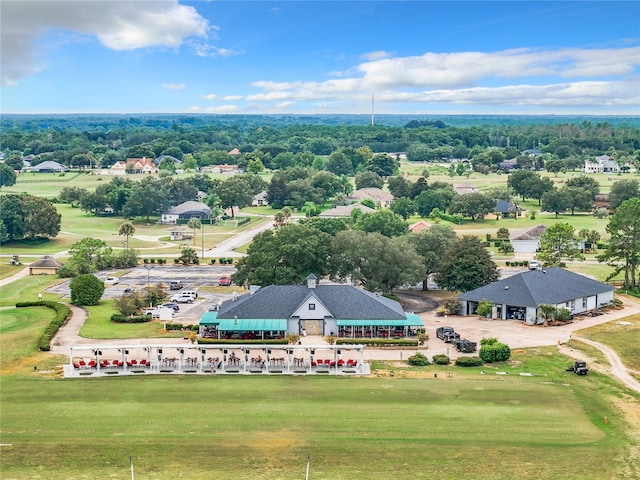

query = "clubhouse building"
[{"left": 199, "top": 274, "right": 423, "bottom": 340}]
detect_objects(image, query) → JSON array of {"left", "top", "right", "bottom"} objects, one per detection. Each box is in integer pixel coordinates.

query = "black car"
[{"left": 169, "top": 281, "right": 183, "bottom": 290}]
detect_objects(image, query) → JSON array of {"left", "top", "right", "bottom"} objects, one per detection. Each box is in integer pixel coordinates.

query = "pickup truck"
[
  {"left": 218, "top": 276, "right": 232, "bottom": 286},
  {"left": 436, "top": 326, "right": 460, "bottom": 343},
  {"left": 142, "top": 307, "right": 161, "bottom": 318}
]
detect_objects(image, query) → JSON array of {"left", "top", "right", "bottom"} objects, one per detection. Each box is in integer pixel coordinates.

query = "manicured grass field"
[
  {"left": 0, "top": 373, "right": 631, "bottom": 480},
  {"left": 1, "top": 300, "right": 639, "bottom": 479}
]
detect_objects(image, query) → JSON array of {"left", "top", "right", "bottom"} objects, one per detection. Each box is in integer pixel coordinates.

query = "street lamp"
[{"left": 145, "top": 264, "right": 152, "bottom": 287}]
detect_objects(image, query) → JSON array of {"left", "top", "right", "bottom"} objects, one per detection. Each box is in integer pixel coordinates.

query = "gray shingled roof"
[
  {"left": 29, "top": 255, "right": 63, "bottom": 268},
  {"left": 458, "top": 267, "right": 614, "bottom": 307},
  {"left": 218, "top": 284, "right": 406, "bottom": 320},
  {"left": 166, "top": 201, "right": 211, "bottom": 215}
]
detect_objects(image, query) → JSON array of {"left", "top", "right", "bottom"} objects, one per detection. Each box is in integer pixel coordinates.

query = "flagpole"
[
  {"left": 130, "top": 456, "right": 134, "bottom": 480},
  {"left": 305, "top": 455, "right": 310, "bottom": 480}
]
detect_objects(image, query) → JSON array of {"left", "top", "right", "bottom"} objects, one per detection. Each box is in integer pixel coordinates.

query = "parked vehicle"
[
  {"left": 142, "top": 307, "right": 161, "bottom": 318},
  {"left": 566, "top": 361, "right": 589, "bottom": 375},
  {"left": 529, "top": 260, "right": 540, "bottom": 270},
  {"left": 170, "top": 293, "right": 194, "bottom": 303},
  {"left": 218, "top": 276, "right": 232, "bottom": 286},
  {"left": 169, "top": 281, "right": 183, "bottom": 290},
  {"left": 454, "top": 339, "right": 477, "bottom": 353},
  {"left": 104, "top": 276, "right": 118, "bottom": 285},
  {"left": 436, "top": 326, "right": 460, "bottom": 343},
  {"left": 182, "top": 290, "right": 198, "bottom": 299},
  {"left": 161, "top": 302, "right": 180, "bottom": 312}
]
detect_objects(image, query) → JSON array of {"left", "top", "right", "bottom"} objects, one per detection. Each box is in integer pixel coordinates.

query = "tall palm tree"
[
  {"left": 537, "top": 304, "right": 557, "bottom": 327},
  {"left": 118, "top": 221, "right": 135, "bottom": 250}
]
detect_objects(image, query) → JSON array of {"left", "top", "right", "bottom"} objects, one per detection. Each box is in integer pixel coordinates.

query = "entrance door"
[{"left": 302, "top": 320, "right": 324, "bottom": 336}]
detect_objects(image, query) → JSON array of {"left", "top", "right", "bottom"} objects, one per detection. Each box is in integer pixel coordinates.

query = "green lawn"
[
  {"left": 573, "top": 309, "right": 640, "bottom": 377},
  {"left": 0, "top": 372, "right": 633, "bottom": 480},
  {"left": 1, "top": 305, "right": 639, "bottom": 479}
]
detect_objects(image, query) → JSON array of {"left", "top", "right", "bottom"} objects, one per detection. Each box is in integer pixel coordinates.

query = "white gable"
[{"left": 292, "top": 295, "right": 331, "bottom": 319}]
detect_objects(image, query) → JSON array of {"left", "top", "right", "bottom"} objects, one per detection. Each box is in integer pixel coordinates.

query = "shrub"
[
  {"left": 174, "top": 258, "right": 181, "bottom": 264},
  {"left": 480, "top": 337, "right": 498, "bottom": 346},
  {"left": 16, "top": 301, "right": 71, "bottom": 351},
  {"left": 336, "top": 338, "right": 419, "bottom": 347},
  {"left": 210, "top": 259, "right": 217, "bottom": 264},
  {"left": 417, "top": 333, "right": 429, "bottom": 345},
  {"left": 432, "top": 354, "right": 450, "bottom": 365},
  {"left": 554, "top": 308, "right": 572, "bottom": 322},
  {"left": 479, "top": 341, "right": 511, "bottom": 362},
  {"left": 110, "top": 314, "right": 151, "bottom": 323},
  {"left": 325, "top": 334, "right": 337, "bottom": 345},
  {"left": 455, "top": 356, "right": 484, "bottom": 367},
  {"left": 407, "top": 352, "right": 430, "bottom": 366},
  {"left": 477, "top": 300, "right": 493, "bottom": 317},
  {"left": 143, "top": 258, "right": 149, "bottom": 264},
  {"left": 444, "top": 299, "right": 462, "bottom": 315}
]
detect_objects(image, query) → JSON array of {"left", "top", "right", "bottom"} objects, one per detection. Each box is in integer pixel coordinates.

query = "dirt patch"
[{"left": 395, "top": 290, "right": 441, "bottom": 313}]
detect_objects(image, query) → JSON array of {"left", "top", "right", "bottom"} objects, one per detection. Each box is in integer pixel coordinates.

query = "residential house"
[
  {"left": 458, "top": 267, "right": 615, "bottom": 324},
  {"left": 161, "top": 201, "right": 211, "bottom": 224},
  {"left": 108, "top": 161, "right": 127, "bottom": 175},
  {"left": 350, "top": 188, "right": 394, "bottom": 207},
  {"left": 206, "top": 164, "right": 243, "bottom": 175},
  {"left": 199, "top": 274, "right": 423, "bottom": 339},
  {"left": 498, "top": 158, "right": 518, "bottom": 170},
  {"left": 125, "top": 157, "right": 156, "bottom": 174},
  {"left": 454, "top": 183, "right": 479, "bottom": 195},
  {"left": 252, "top": 190, "right": 269, "bottom": 207},
  {"left": 510, "top": 224, "right": 547, "bottom": 253},
  {"left": 29, "top": 255, "right": 63, "bottom": 275},
  {"left": 28, "top": 160, "right": 67, "bottom": 173},
  {"left": 584, "top": 155, "right": 619, "bottom": 174},
  {"left": 495, "top": 199, "right": 522, "bottom": 219},
  {"left": 409, "top": 221, "right": 431, "bottom": 233},
  {"left": 318, "top": 203, "right": 375, "bottom": 218}
]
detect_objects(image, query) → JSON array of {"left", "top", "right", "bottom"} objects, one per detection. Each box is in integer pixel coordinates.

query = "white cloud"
[
  {"left": 192, "top": 43, "right": 243, "bottom": 58},
  {"left": 362, "top": 50, "right": 393, "bottom": 61},
  {"left": 201, "top": 93, "right": 244, "bottom": 101},
  {"left": 163, "top": 83, "right": 186, "bottom": 90},
  {"left": 1, "top": 0, "right": 210, "bottom": 86},
  {"left": 245, "top": 46, "right": 640, "bottom": 110},
  {"left": 204, "top": 104, "right": 242, "bottom": 113}
]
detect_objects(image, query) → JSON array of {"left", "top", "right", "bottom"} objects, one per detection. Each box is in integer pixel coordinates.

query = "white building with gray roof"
[{"left": 458, "top": 267, "right": 615, "bottom": 324}]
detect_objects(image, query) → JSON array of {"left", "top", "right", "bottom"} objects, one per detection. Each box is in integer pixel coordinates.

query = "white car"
[
  {"left": 104, "top": 276, "right": 118, "bottom": 285},
  {"left": 529, "top": 260, "right": 540, "bottom": 270},
  {"left": 170, "top": 293, "right": 195, "bottom": 303}
]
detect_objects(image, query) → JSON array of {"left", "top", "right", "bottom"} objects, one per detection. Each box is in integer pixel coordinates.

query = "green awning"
[
  {"left": 217, "top": 318, "right": 287, "bottom": 331},
  {"left": 337, "top": 315, "right": 423, "bottom": 327},
  {"left": 199, "top": 312, "right": 219, "bottom": 326}
]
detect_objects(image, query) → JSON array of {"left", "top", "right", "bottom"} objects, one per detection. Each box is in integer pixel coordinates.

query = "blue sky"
[{"left": 1, "top": 1, "right": 639, "bottom": 115}]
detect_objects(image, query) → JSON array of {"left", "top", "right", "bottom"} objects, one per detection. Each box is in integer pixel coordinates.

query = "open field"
[
  {"left": 1, "top": 280, "right": 639, "bottom": 479},
  {"left": 0, "top": 367, "right": 637, "bottom": 480}
]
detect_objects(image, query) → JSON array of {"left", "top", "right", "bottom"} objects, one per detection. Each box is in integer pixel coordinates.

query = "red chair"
[
  {"left": 311, "top": 361, "right": 317, "bottom": 367},
  {"left": 338, "top": 359, "right": 345, "bottom": 367},
  {"left": 131, "top": 359, "right": 137, "bottom": 365},
  {"left": 324, "top": 359, "right": 331, "bottom": 365},
  {"left": 73, "top": 363, "right": 80, "bottom": 369},
  {"left": 329, "top": 361, "right": 336, "bottom": 367},
  {"left": 88, "top": 360, "right": 97, "bottom": 368},
  {"left": 79, "top": 360, "right": 86, "bottom": 367},
  {"left": 112, "top": 360, "right": 119, "bottom": 366}
]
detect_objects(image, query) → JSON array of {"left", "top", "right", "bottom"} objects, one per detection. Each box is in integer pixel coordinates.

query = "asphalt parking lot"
[{"left": 47, "top": 265, "right": 239, "bottom": 323}]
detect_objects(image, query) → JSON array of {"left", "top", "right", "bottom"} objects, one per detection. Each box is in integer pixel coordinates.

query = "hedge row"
[
  {"left": 336, "top": 338, "right": 419, "bottom": 347},
  {"left": 16, "top": 301, "right": 71, "bottom": 352},
  {"left": 505, "top": 261, "right": 529, "bottom": 267},
  {"left": 197, "top": 338, "right": 288, "bottom": 345},
  {"left": 111, "top": 314, "right": 151, "bottom": 323},
  {"left": 164, "top": 323, "right": 198, "bottom": 331}
]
